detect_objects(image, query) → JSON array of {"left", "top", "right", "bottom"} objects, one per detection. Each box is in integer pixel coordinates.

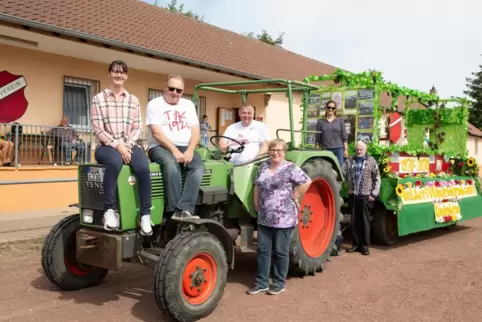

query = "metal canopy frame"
[{"left": 193, "top": 79, "right": 319, "bottom": 147}]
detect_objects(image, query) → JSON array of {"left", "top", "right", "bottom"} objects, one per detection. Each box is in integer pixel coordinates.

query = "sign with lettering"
[
  {"left": 398, "top": 182, "right": 477, "bottom": 205},
  {"left": 434, "top": 201, "right": 461, "bottom": 223},
  {"left": 0, "top": 71, "right": 28, "bottom": 123},
  {"left": 398, "top": 157, "right": 430, "bottom": 173}
]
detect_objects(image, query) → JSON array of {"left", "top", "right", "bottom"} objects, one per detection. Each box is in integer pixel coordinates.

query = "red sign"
[
  {"left": 0, "top": 71, "right": 28, "bottom": 123},
  {"left": 387, "top": 152, "right": 451, "bottom": 174}
]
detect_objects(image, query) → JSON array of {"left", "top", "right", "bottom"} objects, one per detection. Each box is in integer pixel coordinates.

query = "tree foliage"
[
  {"left": 245, "top": 30, "right": 285, "bottom": 47},
  {"left": 463, "top": 64, "right": 482, "bottom": 129},
  {"left": 154, "top": 0, "right": 204, "bottom": 21},
  {"left": 152, "top": 1, "right": 285, "bottom": 47}
]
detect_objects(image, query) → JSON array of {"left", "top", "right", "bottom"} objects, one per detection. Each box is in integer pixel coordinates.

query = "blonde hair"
[
  {"left": 166, "top": 74, "right": 185, "bottom": 85},
  {"left": 268, "top": 138, "right": 287, "bottom": 152}
]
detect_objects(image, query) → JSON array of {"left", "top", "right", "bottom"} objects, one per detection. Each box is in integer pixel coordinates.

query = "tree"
[
  {"left": 463, "top": 64, "right": 482, "bottom": 129},
  {"left": 154, "top": 0, "right": 204, "bottom": 21},
  {"left": 245, "top": 30, "right": 285, "bottom": 47}
]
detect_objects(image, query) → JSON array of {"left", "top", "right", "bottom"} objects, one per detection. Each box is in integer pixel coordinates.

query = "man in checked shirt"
[{"left": 90, "top": 60, "right": 153, "bottom": 236}]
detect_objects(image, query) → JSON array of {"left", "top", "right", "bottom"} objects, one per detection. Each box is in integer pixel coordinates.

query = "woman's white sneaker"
[
  {"left": 103, "top": 209, "right": 119, "bottom": 231},
  {"left": 141, "top": 215, "right": 153, "bottom": 236}
]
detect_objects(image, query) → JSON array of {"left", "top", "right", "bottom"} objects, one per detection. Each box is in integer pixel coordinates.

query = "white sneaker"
[
  {"left": 103, "top": 209, "right": 119, "bottom": 231},
  {"left": 140, "top": 214, "right": 153, "bottom": 236}
]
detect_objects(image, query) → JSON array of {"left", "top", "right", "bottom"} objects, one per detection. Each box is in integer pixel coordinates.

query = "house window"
[
  {"left": 63, "top": 76, "right": 100, "bottom": 130},
  {"left": 148, "top": 88, "right": 207, "bottom": 119}
]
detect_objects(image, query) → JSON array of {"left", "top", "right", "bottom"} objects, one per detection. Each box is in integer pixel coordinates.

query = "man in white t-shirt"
[
  {"left": 146, "top": 75, "right": 204, "bottom": 220},
  {"left": 220, "top": 103, "right": 270, "bottom": 165}
]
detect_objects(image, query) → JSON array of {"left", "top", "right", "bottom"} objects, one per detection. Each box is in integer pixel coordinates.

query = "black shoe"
[
  {"left": 268, "top": 285, "right": 286, "bottom": 295},
  {"left": 171, "top": 210, "right": 200, "bottom": 220},
  {"left": 247, "top": 285, "right": 269, "bottom": 295},
  {"left": 330, "top": 248, "right": 340, "bottom": 256},
  {"left": 361, "top": 247, "right": 370, "bottom": 256},
  {"left": 346, "top": 246, "right": 360, "bottom": 253}
]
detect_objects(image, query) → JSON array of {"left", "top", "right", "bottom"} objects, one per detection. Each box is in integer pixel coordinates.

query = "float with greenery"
[{"left": 300, "top": 69, "right": 482, "bottom": 245}]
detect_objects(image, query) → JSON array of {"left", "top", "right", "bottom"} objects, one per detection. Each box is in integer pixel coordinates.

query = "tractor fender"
[{"left": 172, "top": 218, "right": 235, "bottom": 270}]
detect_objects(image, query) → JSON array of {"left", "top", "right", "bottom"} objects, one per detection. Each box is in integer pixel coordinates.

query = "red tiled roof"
[
  {"left": 469, "top": 123, "right": 482, "bottom": 137},
  {"left": 0, "top": 0, "right": 337, "bottom": 81}
]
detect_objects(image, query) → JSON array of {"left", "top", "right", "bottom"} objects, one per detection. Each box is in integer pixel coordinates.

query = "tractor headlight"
[{"left": 82, "top": 209, "right": 94, "bottom": 224}]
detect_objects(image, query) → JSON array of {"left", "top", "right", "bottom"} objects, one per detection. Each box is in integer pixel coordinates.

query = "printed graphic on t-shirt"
[{"left": 164, "top": 110, "right": 187, "bottom": 132}]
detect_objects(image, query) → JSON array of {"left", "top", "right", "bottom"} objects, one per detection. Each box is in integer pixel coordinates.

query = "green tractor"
[{"left": 41, "top": 79, "right": 344, "bottom": 322}]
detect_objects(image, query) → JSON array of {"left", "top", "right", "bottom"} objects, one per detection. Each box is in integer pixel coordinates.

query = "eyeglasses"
[
  {"left": 326, "top": 106, "right": 336, "bottom": 110},
  {"left": 168, "top": 86, "right": 183, "bottom": 94},
  {"left": 269, "top": 149, "right": 284, "bottom": 153},
  {"left": 111, "top": 71, "right": 126, "bottom": 76}
]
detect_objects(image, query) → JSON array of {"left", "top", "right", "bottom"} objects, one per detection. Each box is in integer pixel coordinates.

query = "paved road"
[{"left": 2, "top": 219, "right": 482, "bottom": 322}]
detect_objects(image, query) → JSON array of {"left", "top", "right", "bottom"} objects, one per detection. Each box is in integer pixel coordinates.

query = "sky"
[{"left": 144, "top": 0, "right": 482, "bottom": 99}]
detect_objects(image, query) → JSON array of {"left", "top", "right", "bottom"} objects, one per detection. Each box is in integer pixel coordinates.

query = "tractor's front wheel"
[
  {"left": 289, "top": 158, "right": 343, "bottom": 275},
  {"left": 41, "top": 214, "right": 109, "bottom": 290},
  {"left": 154, "top": 231, "right": 228, "bottom": 322}
]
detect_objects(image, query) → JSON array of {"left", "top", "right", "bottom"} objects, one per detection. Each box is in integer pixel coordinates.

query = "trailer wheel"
[
  {"left": 154, "top": 231, "right": 228, "bottom": 322},
  {"left": 41, "top": 214, "right": 109, "bottom": 290},
  {"left": 289, "top": 158, "right": 343, "bottom": 276},
  {"left": 371, "top": 206, "right": 399, "bottom": 246}
]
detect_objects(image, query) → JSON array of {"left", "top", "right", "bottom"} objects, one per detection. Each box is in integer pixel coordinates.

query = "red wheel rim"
[
  {"left": 182, "top": 252, "right": 217, "bottom": 305},
  {"left": 298, "top": 178, "right": 336, "bottom": 258},
  {"left": 64, "top": 235, "right": 94, "bottom": 276}
]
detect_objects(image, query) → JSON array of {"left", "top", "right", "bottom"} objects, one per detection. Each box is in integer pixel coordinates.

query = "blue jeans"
[
  {"left": 200, "top": 135, "right": 208, "bottom": 147},
  {"left": 62, "top": 141, "right": 86, "bottom": 163},
  {"left": 255, "top": 224, "right": 294, "bottom": 289},
  {"left": 326, "top": 147, "right": 345, "bottom": 168},
  {"left": 95, "top": 145, "right": 152, "bottom": 215},
  {"left": 148, "top": 145, "right": 204, "bottom": 213}
]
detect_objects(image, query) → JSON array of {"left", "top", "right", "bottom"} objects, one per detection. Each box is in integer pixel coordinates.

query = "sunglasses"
[
  {"left": 326, "top": 106, "right": 336, "bottom": 110},
  {"left": 168, "top": 86, "right": 183, "bottom": 94}
]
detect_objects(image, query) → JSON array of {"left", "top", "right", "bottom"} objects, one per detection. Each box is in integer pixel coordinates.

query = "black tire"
[
  {"left": 154, "top": 231, "right": 228, "bottom": 322},
  {"left": 371, "top": 205, "right": 399, "bottom": 246},
  {"left": 41, "top": 214, "right": 109, "bottom": 290},
  {"left": 289, "top": 158, "right": 343, "bottom": 276}
]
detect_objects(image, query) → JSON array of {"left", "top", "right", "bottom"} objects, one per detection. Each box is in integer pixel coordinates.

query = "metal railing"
[{"left": 0, "top": 123, "right": 219, "bottom": 168}]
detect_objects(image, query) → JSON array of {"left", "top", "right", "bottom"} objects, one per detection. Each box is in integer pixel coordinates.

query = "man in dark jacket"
[{"left": 341, "top": 140, "right": 381, "bottom": 255}]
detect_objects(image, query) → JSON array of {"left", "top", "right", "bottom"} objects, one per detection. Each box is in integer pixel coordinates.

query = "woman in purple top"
[
  {"left": 248, "top": 138, "right": 311, "bottom": 296},
  {"left": 315, "top": 100, "right": 348, "bottom": 167}
]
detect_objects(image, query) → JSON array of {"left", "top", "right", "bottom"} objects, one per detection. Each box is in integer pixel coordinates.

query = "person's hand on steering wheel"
[{"left": 219, "top": 139, "right": 229, "bottom": 154}]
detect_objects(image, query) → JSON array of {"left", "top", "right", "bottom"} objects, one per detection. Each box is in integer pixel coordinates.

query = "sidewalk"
[{"left": 0, "top": 207, "right": 78, "bottom": 243}]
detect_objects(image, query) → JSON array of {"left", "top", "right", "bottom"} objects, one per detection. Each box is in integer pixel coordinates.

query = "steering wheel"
[{"left": 210, "top": 135, "right": 245, "bottom": 161}]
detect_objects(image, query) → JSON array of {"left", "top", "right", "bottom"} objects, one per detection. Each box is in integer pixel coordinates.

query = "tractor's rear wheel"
[
  {"left": 41, "top": 214, "right": 109, "bottom": 290},
  {"left": 289, "top": 158, "right": 342, "bottom": 275},
  {"left": 154, "top": 231, "right": 228, "bottom": 322},
  {"left": 371, "top": 206, "right": 399, "bottom": 246}
]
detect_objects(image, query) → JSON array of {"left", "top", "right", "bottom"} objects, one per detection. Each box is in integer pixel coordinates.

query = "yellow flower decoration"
[
  {"left": 383, "top": 158, "right": 389, "bottom": 164},
  {"left": 429, "top": 172, "right": 436, "bottom": 178},
  {"left": 383, "top": 166, "right": 391, "bottom": 173},
  {"left": 396, "top": 184, "right": 404, "bottom": 196},
  {"left": 405, "top": 182, "right": 412, "bottom": 188},
  {"left": 450, "top": 159, "right": 455, "bottom": 165},
  {"left": 461, "top": 180, "right": 465, "bottom": 184},
  {"left": 451, "top": 215, "right": 457, "bottom": 222},
  {"left": 467, "top": 157, "right": 475, "bottom": 167}
]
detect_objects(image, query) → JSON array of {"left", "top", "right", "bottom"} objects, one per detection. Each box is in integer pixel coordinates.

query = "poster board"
[{"left": 304, "top": 87, "right": 377, "bottom": 146}]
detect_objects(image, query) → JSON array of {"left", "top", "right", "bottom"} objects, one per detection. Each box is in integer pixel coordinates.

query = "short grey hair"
[{"left": 355, "top": 140, "right": 367, "bottom": 149}]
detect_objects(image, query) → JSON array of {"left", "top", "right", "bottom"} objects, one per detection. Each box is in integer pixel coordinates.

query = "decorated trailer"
[{"left": 300, "top": 69, "right": 482, "bottom": 245}]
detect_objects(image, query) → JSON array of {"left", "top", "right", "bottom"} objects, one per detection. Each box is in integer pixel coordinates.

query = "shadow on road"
[{"left": 30, "top": 250, "right": 260, "bottom": 321}]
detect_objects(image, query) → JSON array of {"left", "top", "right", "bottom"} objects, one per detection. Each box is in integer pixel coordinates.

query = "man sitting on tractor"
[
  {"left": 146, "top": 75, "right": 204, "bottom": 220},
  {"left": 219, "top": 103, "right": 270, "bottom": 165},
  {"left": 91, "top": 60, "right": 153, "bottom": 236}
]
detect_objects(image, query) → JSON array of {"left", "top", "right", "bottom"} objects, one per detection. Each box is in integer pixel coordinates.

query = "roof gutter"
[{"left": 0, "top": 13, "right": 266, "bottom": 81}]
